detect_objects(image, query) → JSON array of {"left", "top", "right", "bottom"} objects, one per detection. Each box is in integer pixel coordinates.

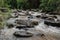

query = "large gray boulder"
[
  {"left": 13, "top": 31, "right": 33, "bottom": 37},
  {"left": 44, "top": 19, "right": 60, "bottom": 27}
]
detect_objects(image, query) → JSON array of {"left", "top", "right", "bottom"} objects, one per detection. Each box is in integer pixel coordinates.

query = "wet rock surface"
[
  {"left": 13, "top": 31, "right": 33, "bottom": 37},
  {"left": 44, "top": 17, "right": 60, "bottom": 27},
  {"left": 44, "top": 20, "right": 60, "bottom": 27}
]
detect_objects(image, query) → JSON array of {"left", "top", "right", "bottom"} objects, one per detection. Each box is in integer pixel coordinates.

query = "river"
[{"left": 0, "top": 12, "right": 60, "bottom": 40}]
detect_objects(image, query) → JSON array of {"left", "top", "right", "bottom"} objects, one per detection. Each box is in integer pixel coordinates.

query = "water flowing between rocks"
[{"left": 0, "top": 11, "right": 60, "bottom": 40}]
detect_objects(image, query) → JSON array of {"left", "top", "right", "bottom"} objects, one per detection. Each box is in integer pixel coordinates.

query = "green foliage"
[
  {"left": 17, "top": 0, "right": 28, "bottom": 9},
  {"left": 0, "top": 0, "right": 9, "bottom": 8},
  {"left": 0, "top": 10, "right": 12, "bottom": 29},
  {"left": 39, "top": 0, "right": 60, "bottom": 12},
  {"left": 0, "top": 0, "right": 60, "bottom": 12}
]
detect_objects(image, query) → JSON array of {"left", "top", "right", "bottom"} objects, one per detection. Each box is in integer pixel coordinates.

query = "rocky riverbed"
[{"left": 0, "top": 10, "right": 60, "bottom": 40}]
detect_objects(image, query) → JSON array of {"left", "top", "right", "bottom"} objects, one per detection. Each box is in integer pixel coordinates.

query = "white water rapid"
[{"left": 35, "top": 20, "right": 60, "bottom": 39}]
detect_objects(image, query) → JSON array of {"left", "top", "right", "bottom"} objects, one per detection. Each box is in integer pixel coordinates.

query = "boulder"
[
  {"left": 30, "top": 19, "right": 39, "bottom": 26},
  {"left": 31, "top": 21, "right": 38, "bottom": 26},
  {"left": 13, "top": 31, "right": 33, "bottom": 37},
  {"left": 44, "top": 20, "right": 60, "bottom": 27},
  {"left": 15, "top": 20, "right": 28, "bottom": 25},
  {"left": 41, "top": 14, "right": 48, "bottom": 19}
]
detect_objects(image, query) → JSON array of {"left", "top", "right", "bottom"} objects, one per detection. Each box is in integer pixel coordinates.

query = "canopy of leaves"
[{"left": 0, "top": 0, "right": 60, "bottom": 12}]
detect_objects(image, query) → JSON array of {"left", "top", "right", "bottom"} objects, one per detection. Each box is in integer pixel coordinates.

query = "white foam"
[{"left": 35, "top": 21, "right": 60, "bottom": 38}]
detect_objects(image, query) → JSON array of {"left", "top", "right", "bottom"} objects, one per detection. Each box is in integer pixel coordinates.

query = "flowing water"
[
  {"left": 0, "top": 13, "right": 60, "bottom": 40},
  {"left": 35, "top": 20, "right": 60, "bottom": 40},
  {"left": 0, "top": 19, "right": 60, "bottom": 40}
]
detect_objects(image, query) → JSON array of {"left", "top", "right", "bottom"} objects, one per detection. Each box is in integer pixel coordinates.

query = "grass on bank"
[{"left": 0, "top": 10, "right": 12, "bottom": 29}]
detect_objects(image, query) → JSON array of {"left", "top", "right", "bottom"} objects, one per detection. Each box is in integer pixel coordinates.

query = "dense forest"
[{"left": 0, "top": 0, "right": 60, "bottom": 12}]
